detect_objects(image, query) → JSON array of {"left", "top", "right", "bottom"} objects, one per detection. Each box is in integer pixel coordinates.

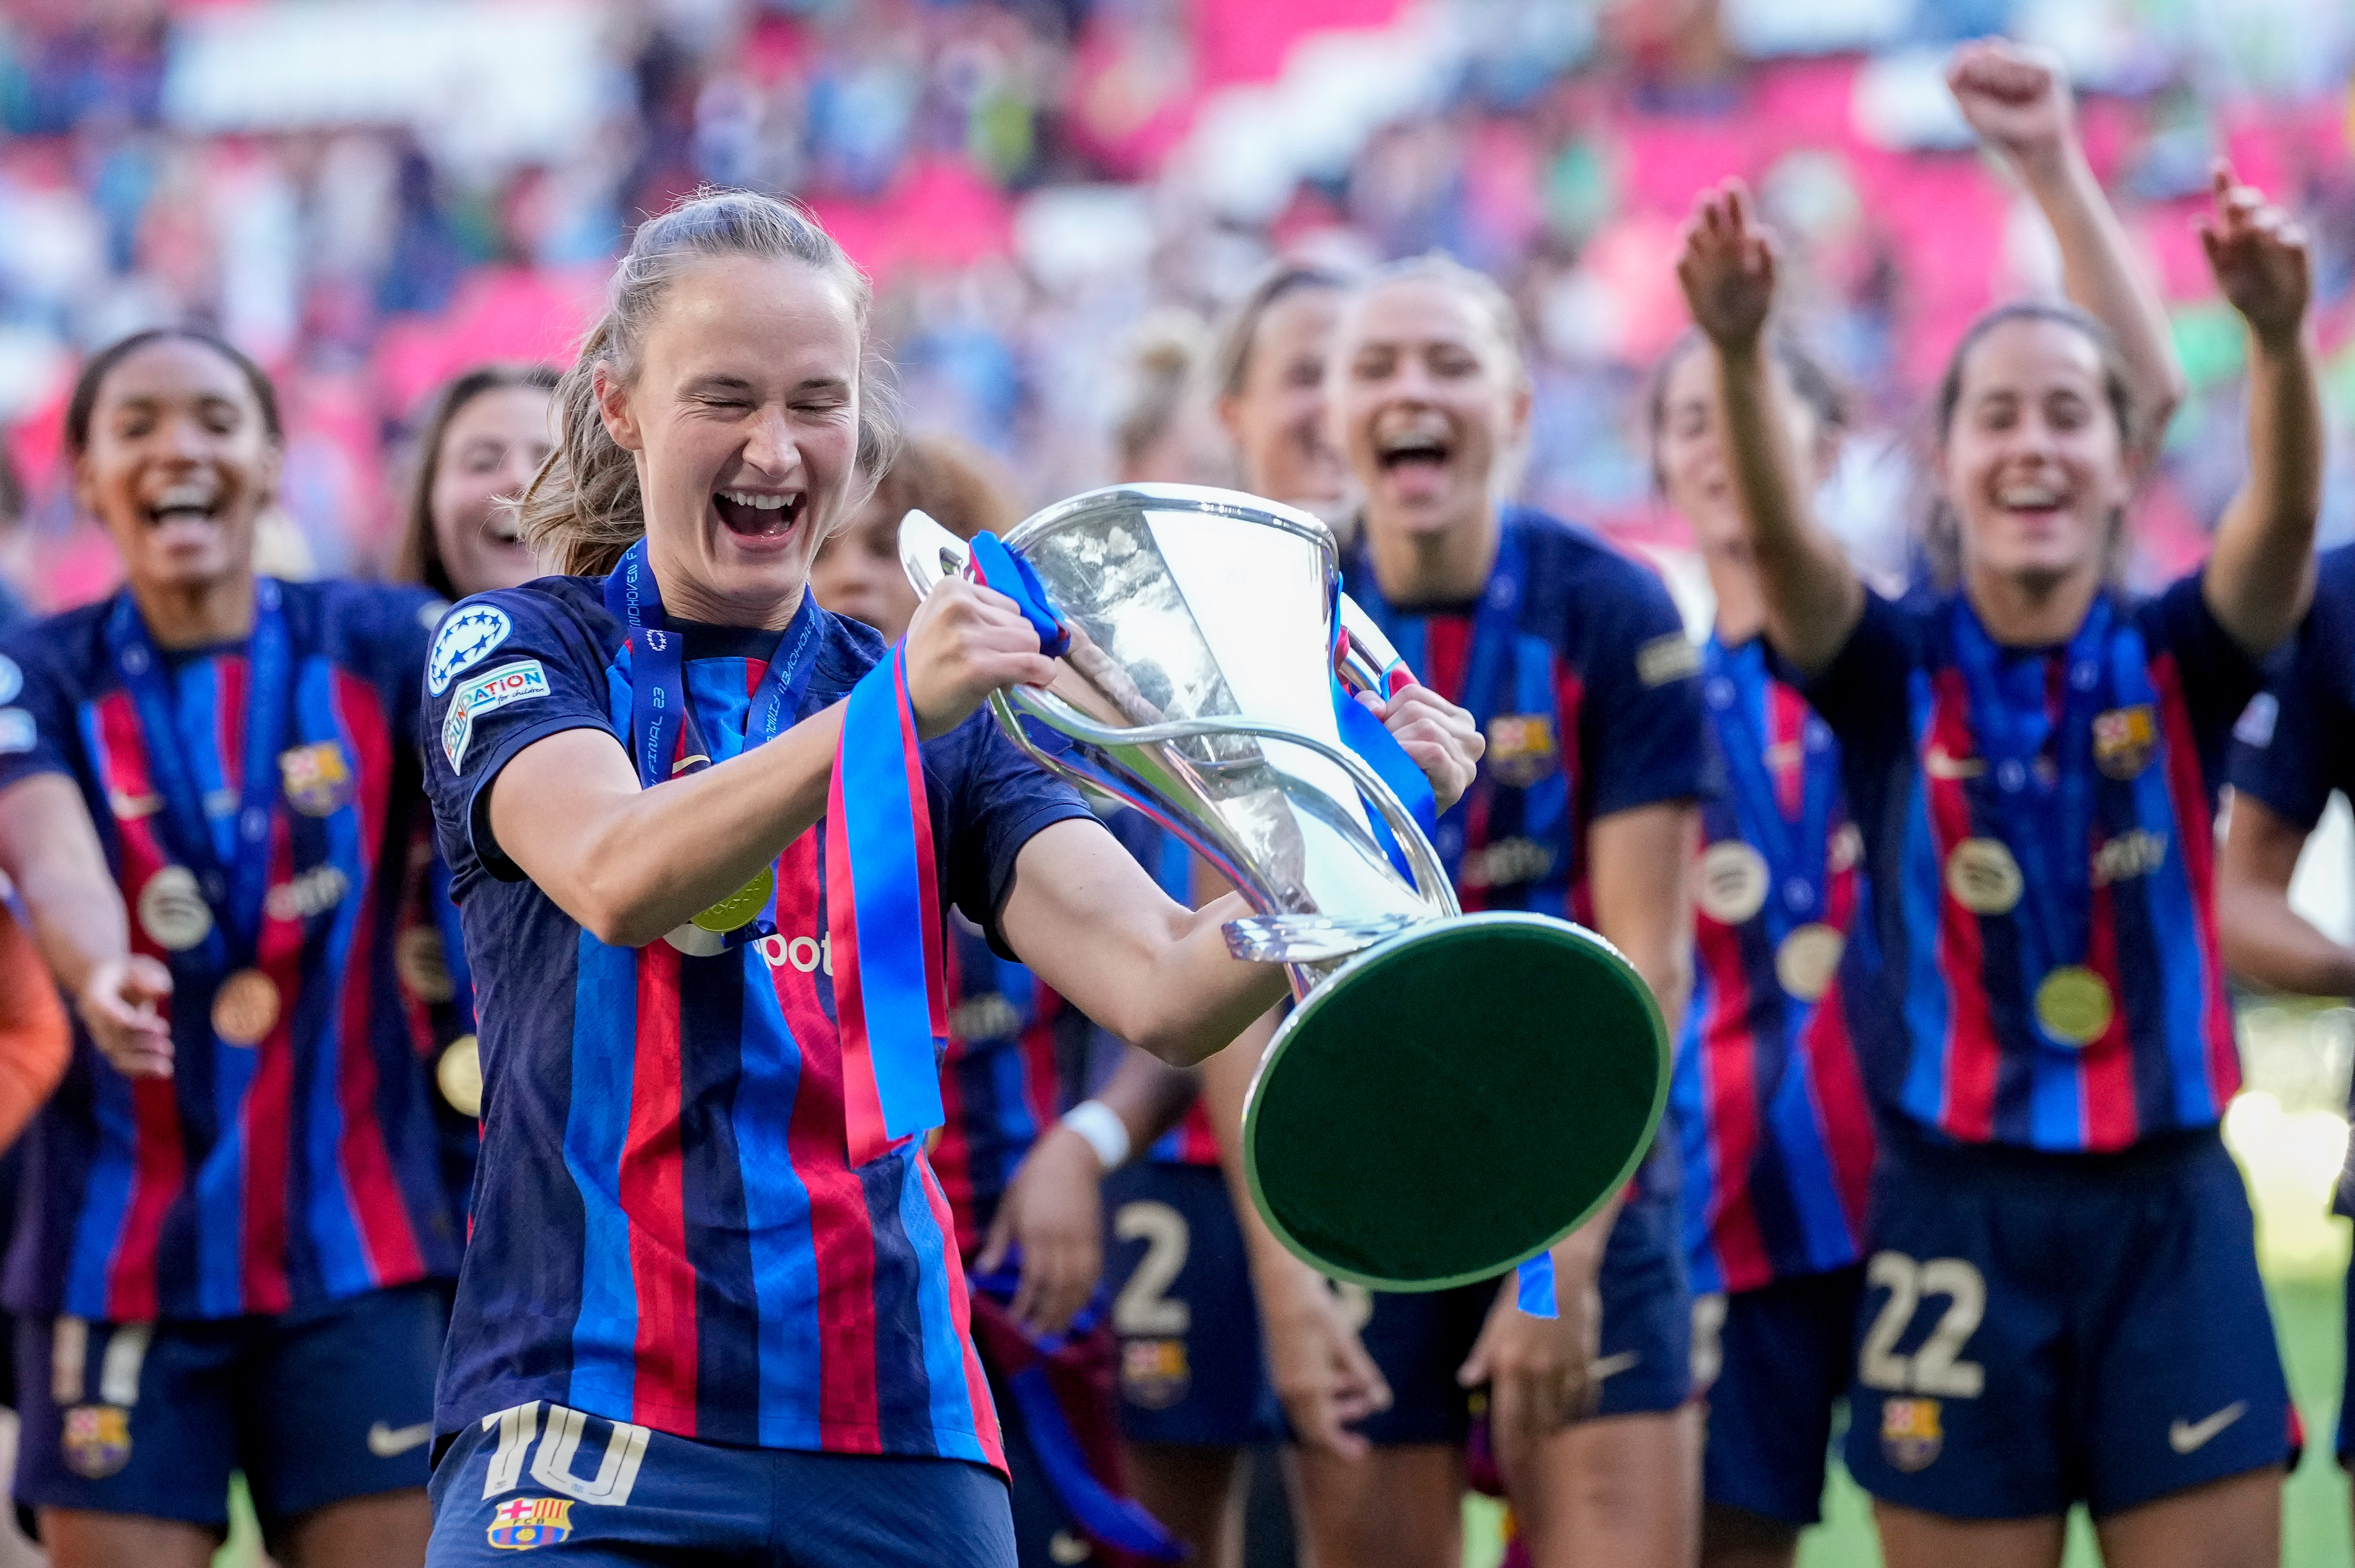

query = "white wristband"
[{"left": 1061, "top": 1099, "right": 1131, "bottom": 1171}]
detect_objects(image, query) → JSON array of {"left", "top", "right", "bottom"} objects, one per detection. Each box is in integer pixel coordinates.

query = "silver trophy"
[{"left": 902, "top": 484, "right": 1668, "bottom": 1290}]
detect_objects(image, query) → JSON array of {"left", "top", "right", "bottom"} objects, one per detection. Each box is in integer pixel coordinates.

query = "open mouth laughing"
[{"left": 714, "top": 488, "right": 805, "bottom": 543}]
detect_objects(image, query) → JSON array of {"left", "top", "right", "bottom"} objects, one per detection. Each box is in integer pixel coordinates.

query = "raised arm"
[
  {"left": 2196, "top": 164, "right": 2321, "bottom": 655},
  {"left": 1676, "top": 182, "right": 1864, "bottom": 675},
  {"left": 1949, "top": 40, "right": 2186, "bottom": 454},
  {"left": 0, "top": 775, "right": 172, "bottom": 1078}
]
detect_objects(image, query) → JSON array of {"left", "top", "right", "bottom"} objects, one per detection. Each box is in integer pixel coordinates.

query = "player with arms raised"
[{"left": 1679, "top": 39, "right": 2319, "bottom": 1568}]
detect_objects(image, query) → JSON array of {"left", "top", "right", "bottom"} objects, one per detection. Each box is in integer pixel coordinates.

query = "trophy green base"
[{"left": 1241, "top": 912, "right": 1670, "bottom": 1292}]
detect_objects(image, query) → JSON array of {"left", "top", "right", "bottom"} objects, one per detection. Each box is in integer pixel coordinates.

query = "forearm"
[
  {"left": 499, "top": 707, "right": 844, "bottom": 948},
  {"left": 1101, "top": 893, "right": 1292, "bottom": 1066},
  {"left": 2016, "top": 142, "right": 2186, "bottom": 438},
  {"left": 2217, "top": 881, "right": 2355, "bottom": 997},
  {"left": 1089, "top": 1045, "right": 1201, "bottom": 1150},
  {"left": 2206, "top": 329, "right": 2322, "bottom": 654},
  {"left": 1713, "top": 339, "right": 1863, "bottom": 674},
  {"left": 18, "top": 863, "right": 129, "bottom": 999}
]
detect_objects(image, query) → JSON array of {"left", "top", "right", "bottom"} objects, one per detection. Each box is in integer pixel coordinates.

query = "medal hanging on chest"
[
  {"left": 603, "top": 540, "right": 821, "bottom": 955},
  {"left": 1947, "top": 595, "right": 2153, "bottom": 1051},
  {"left": 1703, "top": 637, "right": 1843, "bottom": 1002},
  {"left": 108, "top": 582, "right": 293, "bottom": 1048}
]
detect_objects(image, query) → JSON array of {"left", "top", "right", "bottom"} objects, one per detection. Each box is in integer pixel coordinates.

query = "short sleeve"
[
  {"left": 1578, "top": 564, "right": 1714, "bottom": 819},
  {"left": 420, "top": 591, "right": 619, "bottom": 888},
  {"left": 1793, "top": 590, "right": 1916, "bottom": 776},
  {"left": 2231, "top": 585, "right": 2355, "bottom": 834},
  {"left": 0, "top": 622, "right": 84, "bottom": 795},
  {"left": 928, "top": 711, "right": 1094, "bottom": 955},
  {"left": 2144, "top": 569, "right": 2267, "bottom": 752}
]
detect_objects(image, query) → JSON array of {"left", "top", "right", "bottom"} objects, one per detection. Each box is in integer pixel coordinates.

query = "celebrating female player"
[
  {"left": 389, "top": 363, "right": 560, "bottom": 1215},
  {"left": 0, "top": 327, "right": 458, "bottom": 1568},
  {"left": 2217, "top": 547, "right": 2355, "bottom": 1532},
  {"left": 1651, "top": 326, "right": 1876, "bottom": 1568},
  {"left": 1097, "top": 262, "right": 1361, "bottom": 1568},
  {"left": 1257, "top": 252, "right": 1711, "bottom": 1568},
  {"left": 415, "top": 190, "right": 1480, "bottom": 1568},
  {"left": 1678, "top": 38, "right": 2319, "bottom": 1568}
]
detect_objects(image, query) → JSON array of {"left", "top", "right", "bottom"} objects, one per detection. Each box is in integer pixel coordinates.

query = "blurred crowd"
[{"left": 2, "top": 0, "right": 2354, "bottom": 610}]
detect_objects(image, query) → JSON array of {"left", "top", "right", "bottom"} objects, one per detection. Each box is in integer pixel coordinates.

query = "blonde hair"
[{"left": 521, "top": 189, "right": 902, "bottom": 576}]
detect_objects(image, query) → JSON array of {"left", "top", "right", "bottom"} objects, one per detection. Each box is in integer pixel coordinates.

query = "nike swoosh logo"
[
  {"left": 2168, "top": 1401, "right": 2247, "bottom": 1454},
  {"left": 1589, "top": 1352, "right": 1640, "bottom": 1381},
  {"left": 366, "top": 1420, "right": 434, "bottom": 1458}
]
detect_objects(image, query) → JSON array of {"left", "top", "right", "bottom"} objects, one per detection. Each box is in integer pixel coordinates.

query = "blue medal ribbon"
[
  {"left": 1702, "top": 637, "right": 1840, "bottom": 938},
  {"left": 966, "top": 532, "right": 1071, "bottom": 658},
  {"left": 106, "top": 580, "right": 292, "bottom": 973},
  {"left": 1947, "top": 594, "right": 2152, "bottom": 1043},
  {"left": 601, "top": 540, "right": 823, "bottom": 947}
]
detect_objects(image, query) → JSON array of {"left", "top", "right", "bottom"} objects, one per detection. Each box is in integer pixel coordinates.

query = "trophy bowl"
[{"left": 902, "top": 483, "right": 1670, "bottom": 1290}]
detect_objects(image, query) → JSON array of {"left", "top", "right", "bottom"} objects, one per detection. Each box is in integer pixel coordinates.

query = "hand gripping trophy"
[{"left": 903, "top": 485, "right": 1669, "bottom": 1292}]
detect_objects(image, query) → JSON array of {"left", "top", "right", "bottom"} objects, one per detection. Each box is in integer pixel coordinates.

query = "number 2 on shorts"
[
  {"left": 1114, "top": 1201, "right": 1193, "bottom": 1335},
  {"left": 1858, "top": 1251, "right": 1986, "bottom": 1398}
]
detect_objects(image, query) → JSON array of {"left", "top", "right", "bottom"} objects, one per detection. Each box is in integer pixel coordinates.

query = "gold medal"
[
  {"left": 692, "top": 866, "right": 774, "bottom": 934},
  {"left": 396, "top": 926, "right": 455, "bottom": 1003},
  {"left": 437, "top": 1035, "right": 482, "bottom": 1118},
  {"left": 136, "top": 867, "right": 214, "bottom": 951},
  {"left": 210, "top": 969, "right": 280, "bottom": 1046},
  {"left": 1775, "top": 924, "right": 1844, "bottom": 1001},
  {"left": 2034, "top": 966, "right": 2114, "bottom": 1047},
  {"left": 1694, "top": 842, "right": 1771, "bottom": 926},
  {"left": 1943, "top": 838, "right": 2023, "bottom": 916}
]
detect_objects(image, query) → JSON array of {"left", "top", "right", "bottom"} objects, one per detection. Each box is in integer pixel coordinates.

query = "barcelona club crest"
[
  {"left": 488, "top": 1497, "right": 575, "bottom": 1551},
  {"left": 1119, "top": 1338, "right": 1191, "bottom": 1410},
  {"left": 278, "top": 741, "right": 355, "bottom": 817},
  {"left": 2091, "top": 705, "right": 2157, "bottom": 781},
  {"left": 1881, "top": 1397, "right": 1943, "bottom": 1473},
  {"left": 1485, "top": 713, "right": 1558, "bottom": 788},
  {"left": 61, "top": 1403, "right": 131, "bottom": 1479}
]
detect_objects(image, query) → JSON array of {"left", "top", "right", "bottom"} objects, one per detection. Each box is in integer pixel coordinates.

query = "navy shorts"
[
  {"left": 15, "top": 1281, "right": 445, "bottom": 1530},
  {"left": 1845, "top": 1125, "right": 2292, "bottom": 1519},
  {"left": 1359, "top": 1164, "right": 1693, "bottom": 1447},
  {"left": 1102, "top": 1162, "right": 1284, "bottom": 1447},
  {"left": 425, "top": 1401, "right": 1013, "bottom": 1567},
  {"left": 1691, "top": 1265, "right": 1863, "bottom": 1526}
]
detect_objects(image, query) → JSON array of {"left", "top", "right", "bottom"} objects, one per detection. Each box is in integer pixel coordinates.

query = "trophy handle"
[
  {"left": 995, "top": 686, "right": 1462, "bottom": 920},
  {"left": 1334, "top": 592, "right": 1411, "bottom": 696},
  {"left": 898, "top": 509, "right": 971, "bottom": 598}
]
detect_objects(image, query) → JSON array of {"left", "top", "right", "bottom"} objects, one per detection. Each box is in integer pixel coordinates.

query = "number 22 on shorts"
[{"left": 1857, "top": 1252, "right": 1987, "bottom": 1398}]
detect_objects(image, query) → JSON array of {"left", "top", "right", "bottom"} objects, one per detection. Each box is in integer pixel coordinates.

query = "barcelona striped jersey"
[
  {"left": 1803, "top": 576, "right": 2260, "bottom": 1151},
  {"left": 1341, "top": 507, "right": 1715, "bottom": 928},
  {"left": 420, "top": 576, "right": 1093, "bottom": 1466},
  {"left": 1667, "top": 636, "right": 1874, "bottom": 1296},
  {"left": 0, "top": 580, "right": 458, "bottom": 1322}
]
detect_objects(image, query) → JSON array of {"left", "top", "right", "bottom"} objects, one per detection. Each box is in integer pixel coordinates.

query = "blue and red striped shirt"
[
  {"left": 1668, "top": 636, "right": 1873, "bottom": 1296},
  {"left": 421, "top": 576, "right": 1092, "bottom": 1466},
  {"left": 1341, "top": 507, "right": 1714, "bottom": 926},
  {"left": 1803, "top": 575, "right": 2259, "bottom": 1151},
  {"left": 0, "top": 581, "right": 458, "bottom": 1321}
]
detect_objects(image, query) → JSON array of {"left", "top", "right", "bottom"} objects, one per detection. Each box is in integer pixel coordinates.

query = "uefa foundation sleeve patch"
[{"left": 443, "top": 660, "right": 550, "bottom": 772}]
